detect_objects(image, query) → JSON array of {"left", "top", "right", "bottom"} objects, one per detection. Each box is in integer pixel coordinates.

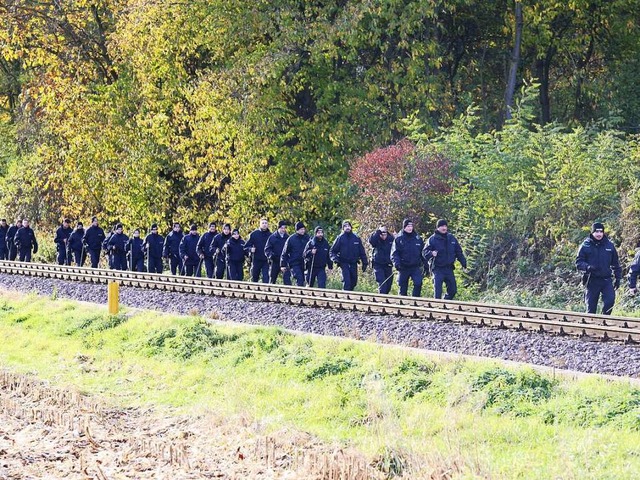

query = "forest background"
[{"left": 2, "top": 0, "right": 640, "bottom": 292}]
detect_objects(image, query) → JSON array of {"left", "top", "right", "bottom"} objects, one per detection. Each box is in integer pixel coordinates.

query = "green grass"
[{"left": 1, "top": 291, "right": 640, "bottom": 478}]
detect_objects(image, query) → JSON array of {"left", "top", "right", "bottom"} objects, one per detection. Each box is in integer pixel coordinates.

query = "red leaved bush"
[{"left": 349, "top": 138, "right": 455, "bottom": 233}]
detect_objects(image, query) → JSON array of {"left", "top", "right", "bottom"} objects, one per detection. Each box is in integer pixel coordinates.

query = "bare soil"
[{"left": 0, "top": 371, "right": 378, "bottom": 480}]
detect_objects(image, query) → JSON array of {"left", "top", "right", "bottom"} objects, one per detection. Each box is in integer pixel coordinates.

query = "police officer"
[
  {"left": 303, "top": 226, "right": 333, "bottom": 288},
  {"left": 576, "top": 222, "right": 622, "bottom": 315},
  {"left": 67, "top": 222, "right": 86, "bottom": 266},
  {"left": 0, "top": 219, "right": 9, "bottom": 260},
  {"left": 103, "top": 224, "right": 117, "bottom": 269},
  {"left": 14, "top": 219, "right": 38, "bottom": 262},
  {"left": 422, "top": 219, "right": 467, "bottom": 300},
  {"left": 163, "top": 222, "right": 184, "bottom": 275},
  {"left": 265, "top": 221, "right": 291, "bottom": 285},
  {"left": 179, "top": 224, "right": 201, "bottom": 276},
  {"left": 281, "top": 221, "right": 309, "bottom": 287},
  {"left": 245, "top": 219, "right": 271, "bottom": 283},
  {"left": 6, "top": 217, "right": 21, "bottom": 261},
  {"left": 196, "top": 222, "right": 218, "bottom": 278},
  {"left": 82, "top": 217, "right": 106, "bottom": 268},
  {"left": 126, "top": 228, "right": 145, "bottom": 272},
  {"left": 223, "top": 228, "right": 248, "bottom": 280},
  {"left": 54, "top": 218, "right": 73, "bottom": 265},
  {"left": 391, "top": 219, "right": 424, "bottom": 297},
  {"left": 369, "top": 226, "right": 394, "bottom": 294},
  {"left": 211, "top": 224, "right": 231, "bottom": 279},
  {"left": 107, "top": 224, "right": 129, "bottom": 270},
  {"left": 330, "top": 220, "right": 368, "bottom": 291},
  {"left": 144, "top": 223, "right": 164, "bottom": 274}
]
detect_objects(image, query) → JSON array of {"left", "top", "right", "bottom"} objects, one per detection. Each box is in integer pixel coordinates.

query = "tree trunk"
[{"left": 504, "top": 1, "right": 523, "bottom": 121}]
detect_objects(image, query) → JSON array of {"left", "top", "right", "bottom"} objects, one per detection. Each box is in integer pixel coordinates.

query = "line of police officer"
[{"left": 37, "top": 216, "right": 468, "bottom": 299}]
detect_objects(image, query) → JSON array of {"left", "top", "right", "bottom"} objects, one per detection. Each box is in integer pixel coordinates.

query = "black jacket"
[
  {"left": 391, "top": 231, "right": 424, "bottom": 271},
  {"left": 82, "top": 225, "right": 105, "bottom": 251},
  {"left": 163, "top": 230, "right": 183, "bottom": 258},
  {"left": 281, "top": 233, "right": 310, "bottom": 268},
  {"left": 368, "top": 230, "right": 394, "bottom": 267},
  {"left": 5, "top": 225, "right": 18, "bottom": 250},
  {"left": 107, "top": 232, "right": 129, "bottom": 254},
  {"left": 245, "top": 229, "right": 271, "bottom": 262},
  {"left": 223, "top": 237, "right": 248, "bottom": 263},
  {"left": 423, "top": 231, "right": 467, "bottom": 271},
  {"left": 126, "top": 237, "right": 145, "bottom": 261},
  {"left": 15, "top": 227, "right": 38, "bottom": 253},
  {"left": 144, "top": 232, "right": 164, "bottom": 259},
  {"left": 265, "top": 232, "right": 289, "bottom": 261},
  {"left": 330, "top": 232, "right": 368, "bottom": 266},
  {"left": 197, "top": 231, "right": 217, "bottom": 258},
  {"left": 576, "top": 235, "right": 621, "bottom": 280},
  {"left": 303, "top": 237, "right": 333, "bottom": 270},
  {"left": 179, "top": 233, "right": 200, "bottom": 266},
  {"left": 629, "top": 249, "right": 640, "bottom": 289},
  {"left": 54, "top": 225, "right": 72, "bottom": 252},
  {"left": 211, "top": 232, "right": 231, "bottom": 258},
  {"left": 68, "top": 228, "right": 85, "bottom": 253},
  {"left": 0, "top": 225, "right": 8, "bottom": 252}
]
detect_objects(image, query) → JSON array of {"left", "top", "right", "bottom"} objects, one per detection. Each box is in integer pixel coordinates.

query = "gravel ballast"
[{"left": 1, "top": 273, "right": 639, "bottom": 378}]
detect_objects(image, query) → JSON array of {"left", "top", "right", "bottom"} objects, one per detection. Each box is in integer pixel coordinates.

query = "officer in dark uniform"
[
  {"left": 0, "top": 219, "right": 9, "bottom": 260},
  {"left": 14, "top": 219, "right": 38, "bottom": 262},
  {"left": 179, "top": 224, "right": 201, "bottom": 276},
  {"left": 422, "top": 219, "right": 467, "bottom": 300},
  {"left": 245, "top": 219, "right": 271, "bottom": 283},
  {"left": 576, "top": 222, "right": 622, "bottom": 315},
  {"left": 54, "top": 218, "right": 73, "bottom": 265},
  {"left": 265, "top": 221, "right": 291, "bottom": 285},
  {"left": 223, "top": 228, "right": 248, "bottom": 280},
  {"left": 6, "top": 217, "right": 21, "bottom": 261},
  {"left": 82, "top": 217, "right": 106, "bottom": 268},
  {"left": 144, "top": 224, "right": 164, "bottom": 274},
  {"left": 211, "top": 224, "right": 231, "bottom": 279},
  {"left": 126, "top": 228, "right": 145, "bottom": 272},
  {"left": 330, "top": 220, "right": 368, "bottom": 291},
  {"left": 163, "top": 222, "right": 184, "bottom": 275},
  {"left": 67, "top": 222, "right": 86, "bottom": 266},
  {"left": 281, "top": 221, "right": 309, "bottom": 287},
  {"left": 107, "top": 224, "right": 129, "bottom": 270},
  {"left": 197, "top": 222, "right": 218, "bottom": 278},
  {"left": 303, "top": 226, "right": 333, "bottom": 288},
  {"left": 369, "top": 226, "right": 394, "bottom": 294},
  {"left": 391, "top": 219, "right": 425, "bottom": 297},
  {"left": 103, "top": 224, "right": 118, "bottom": 269}
]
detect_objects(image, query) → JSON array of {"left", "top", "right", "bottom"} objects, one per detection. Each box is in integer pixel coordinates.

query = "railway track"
[{"left": 0, "top": 260, "right": 639, "bottom": 343}]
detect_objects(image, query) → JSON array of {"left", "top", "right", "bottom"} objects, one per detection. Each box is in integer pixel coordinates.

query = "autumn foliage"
[{"left": 349, "top": 139, "right": 455, "bottom": 233}]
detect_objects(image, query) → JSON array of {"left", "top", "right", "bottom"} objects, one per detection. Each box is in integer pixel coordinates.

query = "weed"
[{"left": 306, "top": 358, "right": 354, "bottom": 381}]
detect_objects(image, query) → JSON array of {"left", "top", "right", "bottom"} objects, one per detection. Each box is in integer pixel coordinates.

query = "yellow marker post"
[{"left": 108, "top": 281, "right": 119, "bottom": 315}]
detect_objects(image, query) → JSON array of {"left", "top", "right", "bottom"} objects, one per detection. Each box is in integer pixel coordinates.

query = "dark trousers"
[
  {"left": 71, "top": 250, "right": 86, "bottom": 267},
  {"left": 585, "top": 276, "right": 615, "bottom": 315},
  {"left": 8, "top": 243, "right": 17, "bottom": 261},
  {"left": 131, "top": 257, "right": 145, "bottom": 272},
  {"left": 374, "top": 264, "right": 393, "bottom": 294},
  {"left": 112, "top": 253, "right": 127, "bottom": 270},
  {"left": 148, "top": 256, "right": 163, "bottom": 274},
  {"left": 203, "top": 257, "right": 215, "bottom": 278},
  {"left": 290, "top": 264, "right": 305, "bottom": 286},
  {"left": 18, "top": 249, "right": 32, "bottom": 262},
  {"left": 339, "top": 263, "right": 358, "bottom": 291},
  {"left": 306, "top": 268, "right": 327, "bottom": 288},
  {"left": 57, "top": 249, "right": 68, "bottom": 265},
  {"left": 433, "top": 268, "right": 456, "bottom": 299},
  {"left": 250, "top": 259, "right": 270, "bottom": 283},
  {"left": 397, "top": 266, "right": 423, "bottom": 297},
  {"left": 215, "top": 257, "right": 226, "bottom": 279},
  {"left": 169, "top": 255, "right": 183, "bottom": 275},
  {"left": 88, "top": 249, "right": 101, "bottom": 268},
  {"left": 228, "top": 261, "right": 244, "bottom": 281},
  {"left": 269, "top": 259, "right": 291, "bottom": 285},
  {"left": 0, "top": 247, "right": 8, "bottom": 260},
  {"left": 184, "top": 263, "right": 202, "bottom": 277}
]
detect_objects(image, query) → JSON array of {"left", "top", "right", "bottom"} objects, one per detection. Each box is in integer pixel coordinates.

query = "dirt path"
[{"left": 0, "top": 371, "right": 377, "bottom": 479}]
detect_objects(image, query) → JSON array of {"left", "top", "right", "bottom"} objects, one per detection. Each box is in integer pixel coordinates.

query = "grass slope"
[{"left": 1, "top": 290, "right": 639, "bottom": 478}]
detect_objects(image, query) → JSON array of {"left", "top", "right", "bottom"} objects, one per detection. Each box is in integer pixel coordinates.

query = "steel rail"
[{"left": 0, "top": 261, "right": 638, "bottom": 342}]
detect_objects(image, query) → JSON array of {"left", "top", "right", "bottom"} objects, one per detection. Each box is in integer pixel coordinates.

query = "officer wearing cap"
[
  {"left": 67, "top": 222, "right": 86, "bottom": 266},
  {"left": 126, "top": 228, "right": 145, "bottom": 271},
  {"left": 391, "top": 219, "right": 424, "bottom": 297},
  {"left": 369, "top": 226, "right": 394, "bottom": 294},
  {"left": 163, "top": 222, "right": 184, "bottom": 275},
  {"left": 330, "top": 220, "right": 368, "bottom": 291},
  {"left": 281, "top": 221, "right": 309, "bottom": 286},
  {"left": 144, "top": 223, "right": 164, "bottom": 274},
  {"left": 180, "top": 224, "right": 201, "bottom": 276},
  {"left": 576, "top": 222, "right": 622, "bottom": 315},
  {"left": 6, "top": 217, "right": 21, "bottom": 261},
  {"left": 197, "top": 222, "right": 218, "bottom": 278},
  {"left": 423, "top": 219, "right": 467, "bottom": 300},
  {"left": 107, "top": 223, "right": 129, "bottom": 270},
  {"left": 82, "top": 216, "right": 106, "bottom": 268}
]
